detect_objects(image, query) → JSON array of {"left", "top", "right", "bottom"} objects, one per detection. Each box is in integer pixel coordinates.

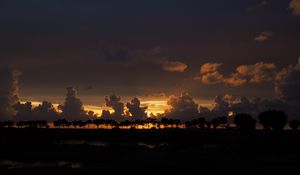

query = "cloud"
[
  {"left": 228, "top": 62, "right": 277, "bottom": 85},
  {"left": 199, "top": 94, "right": 287, "bottom": 120},
  {"left": 60, "top": 87, "right": 87, "bottom": 121},
  {"left": 274, "top": 57, "right": 300, "bottom": 117},
  {"left": 15, "top": 101, "right": 59, "bottom": 121},
  {"left": 126, "top": 97, "right": 147, "bottom": 120},
  {"left": 104, "top": 94, "right": 125, "bottom": 120},
  {"left": 275, "top": 57, "right": 300, "bottom": 99},
  {"left": 289, "top": 0, "right": 300, "bottom": 16},
  {"left": 196, "top": 62, "right": 276, "bottom": 87},
  {"left": 14, "top": 102, "right": 33, "bottom": 121},
  {"left": 195, "top": 62, "right": 276, "bottom": 87},
  {"left": 165, "top": 92, "right": 199, "bottom": 120},
  {"left": 161, "top": 60, "right": 188, "bottom": 73},
  {"left": 254, "top": 32, "right": 273, "bottom": 42},
  {"left": 145, "top": 92, "right": 166, "bottom": 98},
  {"left": 32, "top": 101, "right": 59, "bottom": 121},
  {"left": 224, "top": 74, "right": 247, "bottom": 87},
  {"left": 196, "top": 63, "right": 224, "bottom": 84},
  {"left": 200, "top": 63, "right": 222, "bottom": 74},
  {"left": 0, "top": 68, "right": 21, "bottom": 121}
]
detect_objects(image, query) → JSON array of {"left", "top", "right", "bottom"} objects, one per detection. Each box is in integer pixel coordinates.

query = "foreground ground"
[{"left": 1, "top": 128, "right": 300, "bottom": 175}]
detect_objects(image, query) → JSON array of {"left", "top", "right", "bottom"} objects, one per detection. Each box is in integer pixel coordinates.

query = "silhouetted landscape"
[
  {"left": 1, "top": 0, "right": 300, "bottom": 174},
  {"left": 2, "top": 110, "right": 300, "bottom": 174}
]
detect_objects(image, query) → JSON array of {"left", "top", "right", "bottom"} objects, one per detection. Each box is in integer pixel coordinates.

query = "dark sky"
[{"left": 1, "top": 0, "right": 299, "bottom": 103}]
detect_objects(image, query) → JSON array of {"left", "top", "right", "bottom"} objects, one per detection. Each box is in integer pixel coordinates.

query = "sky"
[{"left": 0, "top": 0, "right": 300, "bottom": 117}]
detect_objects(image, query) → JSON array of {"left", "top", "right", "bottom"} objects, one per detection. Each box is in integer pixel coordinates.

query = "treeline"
[{"left": 1, "top": 110, "right": 300, "bottom": 131}]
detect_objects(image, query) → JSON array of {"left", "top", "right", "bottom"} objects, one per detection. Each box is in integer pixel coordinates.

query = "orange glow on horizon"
[{"left": 20, "top": 99, "right": 169, "bottom": 117}]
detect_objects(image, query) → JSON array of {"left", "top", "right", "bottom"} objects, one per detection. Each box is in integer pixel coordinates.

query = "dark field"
[{"left": 1, "top": 128, "right": 300, "bottom": 175}]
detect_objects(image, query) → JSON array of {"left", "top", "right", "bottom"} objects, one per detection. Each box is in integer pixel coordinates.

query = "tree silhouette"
[
  {"left": 289, "top": 120, "right": 300, "bottom": 131},
  {"left": 93, "top": 119, "right": 104, "bottom": 128},
  {"left": 146, "top": 118, "right": 157, "bottom": 129},
  {"left": 72, "top": 120, "right": 85, "bottom": 128},
  {"left": 54, "top": 119, "right": 70, "bottom": 128},
  {"left": 234, "top": 113, "right": 256, "bottom": 131},
  {"left": 2, "top": 121, "right": 14, "bottom": 128},
  {"left": 160, "top": 118, "right": 170, "bottom": 128},
  {"left": 211, "top": 117, "right": 227, "bottom": 129},
  {"left": 86, "top": 120, "right": 93, "bottom": 128},
  {"left": 16, "top": 121, "right": 26, "bottom": 128},
  {"left": 259, "top": 110, "right": 288, "bottom": 131},
  {"left": 120, "top": 120, "right": 132, "bottom": 129}
]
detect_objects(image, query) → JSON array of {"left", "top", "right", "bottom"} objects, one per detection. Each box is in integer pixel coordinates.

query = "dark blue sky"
[{"left": 0, "top": 0, "right": 299, "bottom": 102}]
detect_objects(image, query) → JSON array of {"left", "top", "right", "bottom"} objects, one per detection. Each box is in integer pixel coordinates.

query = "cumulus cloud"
[
  {"left": 165, "top": 92, "right": 199, "bottom": 120},
  {"left": 161, "top": 60, "right": 188, "bottom": 73},
  {"left": 196, "top": 62, "right": 277, "bottom": 87},
  {"left": 196, "top": 63, "right": 224, "bottom": 84},
  {"left": 254, "top": 32, "right": 273, "bottom": 42},
  {"left": 223, "top": 74, "right": 247, "bottom": 87},
  {"left": 60, "top": 87, "right": 87, "bottom": 121},
  {"left": 32, "top": 101, "right": 59, "bottom": 121},
  {"left": 199, "top": 94, "right": 287, "bottom": 120},
  {"left": 15, "top": 101, "right": 59, "bottom": 121},
  {"left": 103, "top": 95, "right": 125, "bottom": 121},
  {"left": 0, "top": 68, "right": 21, "bottom": 121},
  {"left": 289, "top": 0, "right": 300, "bottom": 16},
  {"left": 14, "top": 102, "right": 33, "bottom": 121},
  {"left": 227, "top": 62, "right": 277, "bottom": 85},
  {"left": 274, "top": 57, "right": 300, "bottom": 117},
  {"left": 126, "top": 97, "right": 147, "bottom": 120}
]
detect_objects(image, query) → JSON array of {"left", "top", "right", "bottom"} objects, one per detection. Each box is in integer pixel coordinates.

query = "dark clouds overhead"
[{"left": 0, "top": 0, "right": 299, "bottom": 103}]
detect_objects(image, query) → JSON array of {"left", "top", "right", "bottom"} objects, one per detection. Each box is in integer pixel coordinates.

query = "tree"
[
  {"left": 194, "top": 118, "right": 206, "bottom": 129},
  {"left": 16, "top": 121, "right": 26, "bottom": 128},
  {"left": 289, "top": 120, "right": 300, "bottom": 131},
  {"left": 54, "top": 119, "right": 70, "bottom": 128},
  {"left": 211, "top": 117, "right": 227, "bottom": 129},
  {"left": 93, "top": 119, "right": 104, "bottom": 128},
  {"left": 234, "top": 113, "right": 256, "bottom": 131},
  {"left": 259, "top": 110, "right": 288, "bottom": 131},
  {"left": 2, "top": 121, "right": 14, "bottom": 128},
  {"left": 161, "top": 118, "right": 170, "bottom": 128},
  {"left": 72, "top": 120, "right": 84, "bottom": 128}
]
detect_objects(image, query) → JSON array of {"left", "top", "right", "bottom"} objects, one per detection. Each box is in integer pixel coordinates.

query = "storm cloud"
[
  {"left": 126, "top": 97, "right": 147, "bottom": 120},
  {"left": 103, "top": 95, "right": 125, "bottom": 121},
  {"left": 15, "top": 101, "right": 59, "bottom": 121},
  {"left": 60, "top": 87, "right": 87, "bottom": 121},
  {"left": 165, "top": 92, "right": 199, "bottom": 120},
  {"left": 0, "top": 69, "right": 21, "bottom": 121},
  {"left": 275, "top": 57, "right": 300, "bottom": 117}
]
